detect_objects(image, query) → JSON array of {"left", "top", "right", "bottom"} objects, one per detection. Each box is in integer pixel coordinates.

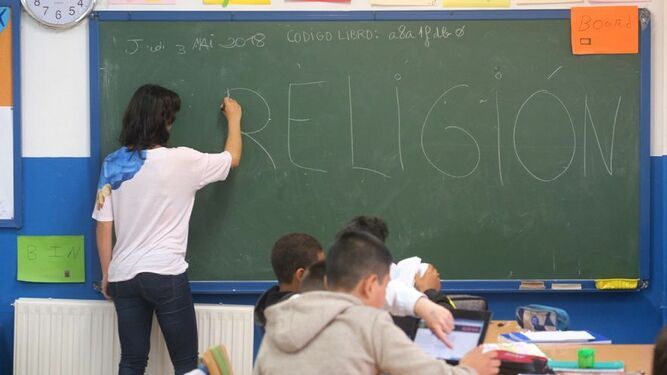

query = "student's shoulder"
[
  {"left": 343, "top": 306, "right": 406, "bottom": 343},
  {"left": 168, "top": 147, "right": 230, "bottom": 161},
  {"left": 346, "top": 304, "right": 393, "bottom": 324},
  {"left": 170, "top": 146, "right": 200, "bottom": 155},
  {"left": 102, "top": 146, "right": 142, "bottom": 162},
  {"left": 159, "top": 146, "right": 207, "bottom": 161}
]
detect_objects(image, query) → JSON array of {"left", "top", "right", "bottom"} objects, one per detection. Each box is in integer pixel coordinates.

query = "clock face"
[{"left": 22, "top": 0, "right": 95, "bottom": 28}]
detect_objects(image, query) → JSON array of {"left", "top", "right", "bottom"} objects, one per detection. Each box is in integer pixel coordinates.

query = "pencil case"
[{"left": 515, "top": 304, "right": 570, "bottom": 331}]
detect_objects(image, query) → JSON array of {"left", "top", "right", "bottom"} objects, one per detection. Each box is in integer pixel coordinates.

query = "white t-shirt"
[
  {"left": 385, "top": 268, "right": 425, "bottom": 317},
  {"left": 92, "top": 147, "right": 233, "bottom": 282}
]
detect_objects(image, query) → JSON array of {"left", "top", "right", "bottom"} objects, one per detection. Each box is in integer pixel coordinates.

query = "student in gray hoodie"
[{"left": 254, "top": 230, "right": 500, "bottom": 375}]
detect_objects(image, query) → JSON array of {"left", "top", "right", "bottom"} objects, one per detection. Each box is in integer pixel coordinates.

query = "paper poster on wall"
[
  {"left": 203, "top": 0, "right": 271, "bottom": 5},
  {"left": 0, "top": 108, "right": 12, "bottom": 220},
  {"left": 0, "top": 8, "right": 10, "bottom": 93},
  {"left": 571, "top": 6, "right": 638, "bottom": 55},
  {"left": 109, "top": 0, "right": 177, "bottom": 4},
  {"left": 286, "top": 0, "right": 349, "bottom": 2},
  {"left": 516, "top": 0, "right": 582, "bottom": 4},
  {"left": 17, "top": 236, "right": 85, "bottom": 283},
  {"left": 443, "top": 0, "right": 509, "bottom": 7},
  {"left": 0, "top": 7, "right": 14, "bottom": 222},
  {"left": 371, "top": 0, "right": 435, "bottom": 5},
  {"left": 286, "top": 0, "right": 350, "bottom": 3}
]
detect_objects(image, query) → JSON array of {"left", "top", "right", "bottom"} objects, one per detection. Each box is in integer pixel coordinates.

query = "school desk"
[
  {"left": 541, "top": 344, "right": 654, "bottom": 375},
  {"left": 486, "top": 321, "right": 654, "bottom": 374}
]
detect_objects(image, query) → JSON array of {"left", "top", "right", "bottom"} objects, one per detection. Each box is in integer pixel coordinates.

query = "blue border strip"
[
  {"left": 89, "top": 9, "right": 102, "bottom": 288},
  {"left": 90, "top": 9, "right": 651, "bottom": 294},
  {"left": 189, "top": 279, "right": 640, "bottom": 294},
  {"left": 93, "top": 9, "right": 571, "bottom": 22},
  {"left": 657, "top": 157, "right": 667, "bottom": 325},
  {"left": 639, "top": 10, "right": 651, "bottom": 281},
  {"left": 90, "top": 14, "right": 100, "bottom": 179},
  {"left": 0, "top": 0, "right": 22, "bottom": 228}
]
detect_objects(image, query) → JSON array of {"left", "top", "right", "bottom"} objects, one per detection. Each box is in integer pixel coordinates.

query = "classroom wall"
[{"left": 0, "top": 0, "right": 665, "bottom": 373}]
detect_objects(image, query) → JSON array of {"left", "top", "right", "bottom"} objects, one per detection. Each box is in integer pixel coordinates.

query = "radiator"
[{"left": 13, "top": 298, "right": 254, "bottom": 375}]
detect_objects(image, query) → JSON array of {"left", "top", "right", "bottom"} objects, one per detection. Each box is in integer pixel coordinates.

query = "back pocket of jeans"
[{"left": 138, "top": 273, "right": 176, "bottom": 304}]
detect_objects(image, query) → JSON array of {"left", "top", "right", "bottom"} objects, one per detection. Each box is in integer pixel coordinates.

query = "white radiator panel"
[{"left": 13, "top": 298, "right": 253, "bottom": 375}]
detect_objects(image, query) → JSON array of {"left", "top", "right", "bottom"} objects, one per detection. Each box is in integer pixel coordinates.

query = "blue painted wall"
[
  {"left": 0, "top": 156, "right": 664, "bottom": 373},
  {"left": 0, "top": 158, "right": 100, "bottom": 375}
]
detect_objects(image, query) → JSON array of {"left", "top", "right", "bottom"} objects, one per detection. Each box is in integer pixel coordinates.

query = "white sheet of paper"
[
  {"left": 482, "top": 342, "right": 548, "bottom": 357},
  {"left": 522, "top": 331, "right": 595, "bottom": 342},
  {"left": 0, "top": 107, "right": 14, "bottom": 220}
]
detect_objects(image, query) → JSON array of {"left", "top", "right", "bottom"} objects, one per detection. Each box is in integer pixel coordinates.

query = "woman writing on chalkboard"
[{"left": 92, "top": 84, "right": 242, "bottom": 375}]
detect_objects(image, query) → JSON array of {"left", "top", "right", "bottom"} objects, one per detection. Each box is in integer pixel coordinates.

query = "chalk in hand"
[{"left": 220, "top": 89, "right": 231, "bottom": 111}]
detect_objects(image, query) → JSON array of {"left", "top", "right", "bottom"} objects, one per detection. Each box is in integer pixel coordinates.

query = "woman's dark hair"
[{"left": 119, "top": 84, "right": 181, "bottom": 150}]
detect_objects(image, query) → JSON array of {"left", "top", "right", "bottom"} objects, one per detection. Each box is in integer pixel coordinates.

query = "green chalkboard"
[{"left": 95, "top": 12, "right": 647, "bottom": 282}]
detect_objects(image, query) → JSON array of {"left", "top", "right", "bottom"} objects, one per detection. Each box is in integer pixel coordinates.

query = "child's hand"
[
  {"left": 414, "top": 297, "right": 454, "bottom": 348},
  {"left": 221, "top": 97, "right": 242, "bottom": 124},
  {"left": 459, "top": 347, "right": 501, "bottom": 375},
  {"left": 414, "top": 264, "right": 441, "bottom": 292}
]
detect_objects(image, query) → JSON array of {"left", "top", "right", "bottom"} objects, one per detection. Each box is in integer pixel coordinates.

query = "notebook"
[{"left": 414, "top": 309, "right": 492, "bottom": 365}]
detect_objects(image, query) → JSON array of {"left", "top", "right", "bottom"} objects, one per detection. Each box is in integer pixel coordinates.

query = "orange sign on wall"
[
  {"left": 571, "top": 6, "right": 638, "bottom": 55},
  {"left": 0, "top": 9, "right": 12, "bottom": 107}
]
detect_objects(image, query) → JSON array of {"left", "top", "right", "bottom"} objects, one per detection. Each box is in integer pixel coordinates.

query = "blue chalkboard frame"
[
  {"left": 0, "top": 0, "right": 22, "bottom": 228},
  {"left": 89, "top": 9, "right": 651, "bottom": 293}
]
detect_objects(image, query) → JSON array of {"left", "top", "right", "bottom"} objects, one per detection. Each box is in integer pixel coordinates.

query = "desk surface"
[{"left": 485, "top": 321, "right": 654, "bottom": 375}]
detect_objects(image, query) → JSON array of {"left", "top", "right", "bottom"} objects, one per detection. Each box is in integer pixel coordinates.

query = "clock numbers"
[{"left": 22, "top": 0, "right": 95, "bottom": 28}]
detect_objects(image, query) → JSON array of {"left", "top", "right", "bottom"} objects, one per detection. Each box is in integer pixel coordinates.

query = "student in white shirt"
[
  {"left": 341, "top": 215, "right": 456, "bottom": 347},
  {"left": 93, "top": 84, "right": 242, "bottom": 375}
]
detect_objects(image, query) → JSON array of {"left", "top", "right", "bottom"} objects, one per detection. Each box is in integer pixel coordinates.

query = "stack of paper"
[
  {"left": 499, "top": 330, "right": 611, "bottom": 344},
  {"left": 483, "top": 342, "right": 548, "bottom": 357}
]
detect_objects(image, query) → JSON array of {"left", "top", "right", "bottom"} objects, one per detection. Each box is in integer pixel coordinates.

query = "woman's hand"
[
  {"left": 221, "top": 97, "right": 242, "bottom": 124},
  {"left": 101, "top": 276, "right": 112, "bottom": 301}
]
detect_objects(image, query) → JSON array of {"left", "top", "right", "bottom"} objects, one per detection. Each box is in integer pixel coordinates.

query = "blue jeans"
[{"left": 108, "top": 272, "right": 198, "bottom": 375}]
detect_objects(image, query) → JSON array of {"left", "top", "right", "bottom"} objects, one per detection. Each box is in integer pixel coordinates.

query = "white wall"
[{"left": 19, "top": 0, "right": 664, "bottom": 157}]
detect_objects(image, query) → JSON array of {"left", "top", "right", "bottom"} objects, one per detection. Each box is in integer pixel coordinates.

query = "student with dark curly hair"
[{"left": 254, "top": 233, "right": 324, "bottom": 327}]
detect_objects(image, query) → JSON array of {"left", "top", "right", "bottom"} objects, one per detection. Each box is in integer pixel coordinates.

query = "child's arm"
[
  {"left": 414, "top": 297, "right": 454, "bottom": 348},
  {"left": 385, "top": 278, "right": 454, "bottom": 347},
  {"left": 385, "top": 278, "right": 424, "bottom": 316},
  {"left": 372, "top": 313, "right": 475, "bottom": 375}
]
